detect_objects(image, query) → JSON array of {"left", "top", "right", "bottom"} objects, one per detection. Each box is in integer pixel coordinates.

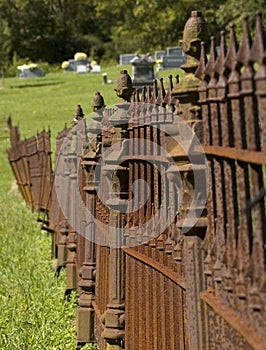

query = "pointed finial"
[
  {"left": 92, "top": 91, "right": 105, "bottom": 111},
  {"left": 135, "top": 88, "right": 140, "bottom": 103},
  {"left": 146, "top": 85, "right": 152, "bottom": 104},
  {"left": 114, "top": 70, "right": 133, "bottom": 102},
  {"left": 151, "top": 79, "right": 158, "bottom": 104},
  {"left": 250, "top": 11, "right": 266, "bottom": 64},
  {"left": 76, "top": 104, "right": 84, "bottom": 118},
  {"left": 155, "top": 78, "right": 166, "bottom": 106},
  {"left": 214, "top": 31, "right": 227, "bottom": 77},
  {"left": 73, "top": 104, "right": 84, "bottom": 125},
  {"left": 224, "top": 23, "right": 239, "bottom": 71},
  {"left": 204, "top": 36, "right": 217, "bottom": 79},
  {"left": 141, "top": 86, "right": 146, "bottom": 103},
  {"left": 195, "top": 41, "right": 208, "bottom": 80},
  {"left": 237, "top": 14, "right": 252, "bottom": 66},
  {"left": 163, "top": 75, "right": 173, "bottom": 106}
]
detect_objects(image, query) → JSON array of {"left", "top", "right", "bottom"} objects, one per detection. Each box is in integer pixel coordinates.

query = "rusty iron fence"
[
  {"left": 6, "top": 10, "right": 266, "bottom": 350},
  {"left": 6, "top": 118, "right": 52, "bottom": 213}
]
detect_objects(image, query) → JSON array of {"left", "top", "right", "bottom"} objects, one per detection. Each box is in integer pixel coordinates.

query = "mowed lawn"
[{"left": 0, "top": 65, "right": 181, "bottom": 349}]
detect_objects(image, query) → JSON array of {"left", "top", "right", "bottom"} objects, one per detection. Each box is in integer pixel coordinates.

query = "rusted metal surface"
[
  {"left": 7, "top": 116, "right": 20, "bottom": 146},
  {"left": 76, "top": 106, "right": 102, "bottom": 345},
  {"left": 6, "top": 141, "right": 33, "bottom": 206},
  {"left": 50, "top": 126, "right": 70, "bottom": 267},
  {"left": 201, "top": 291, "right": 266, "bottom": 350},
  {"left": 25, "top": 136, "right": 42, "bottom": 211},
  {"left": 196, "top": 10, "right": 266, "bottom": 349},
  {"left": 37, "top": 129, "right": 52, "bottom": 212},
  {"left": 6, "top": 120, "right": 52, "bottom": 214}
]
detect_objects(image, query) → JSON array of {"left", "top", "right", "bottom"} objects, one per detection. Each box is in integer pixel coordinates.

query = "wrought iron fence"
[{"left": 6, "top": 10, "right": 266, "bottom": 350}]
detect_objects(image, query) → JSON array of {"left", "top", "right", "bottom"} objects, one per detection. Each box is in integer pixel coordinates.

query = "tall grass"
[
  {"left": 0, "top": 194, "right": 78, "bottom": 350},
  {"left": 0, "top": 64, "right": 182, "bottom": 349}
]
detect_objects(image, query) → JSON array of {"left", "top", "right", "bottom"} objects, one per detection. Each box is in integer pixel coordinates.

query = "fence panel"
[{"left": 196, "top": 12, "right": 266, "bottom": 349}]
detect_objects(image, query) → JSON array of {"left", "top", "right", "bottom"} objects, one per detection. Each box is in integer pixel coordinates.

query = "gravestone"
[
  {"left": 159, "top": 46, "right": 186, "bottom": 70},
  {"left": 91, "top": 65, "right": 101, "bottom": 73},
  {"left": 155, "top": 50, "right": 165, "bottom": 60},
  {"left": 130, "top": 54, "right": 155, "bottom": 88},
  {"left": 76, "top": 65, "right": 88, "bottom": 74},
  {"left": 166, "top": 46, "right": 184, "bottom": 56},
  {"left": 64, "top": 59, "right": 90, "bottom": 72},
  {"left": 161, "top": 55, "right": 186, "bottom": 69},
  {"left": 119, "top": 54, "right": 136, "bottom": 66},
  {"left": 17, "top": 64, "right": 44, "bottom": 78}
]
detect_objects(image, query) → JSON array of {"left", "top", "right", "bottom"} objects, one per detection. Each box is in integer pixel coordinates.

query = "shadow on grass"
[{"left": 10, "top": 80, "right": 64, "bottom": 89}]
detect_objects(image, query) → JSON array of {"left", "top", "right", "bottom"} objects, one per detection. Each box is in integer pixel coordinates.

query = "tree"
[
  {"left": 215, "top": 0, "right": 266, "bottom": 40},
  {"left": 91, "top": 0, "right": 228, "bottom": 60},
  {"left": 0, "top": 0, "right": 102, "bottom": 64},
  {"left": 0, "top": 18, "right": 11, "bottom": 78},
  {"left": 0, "top": 0, "right": 265, "bottom": 67}
]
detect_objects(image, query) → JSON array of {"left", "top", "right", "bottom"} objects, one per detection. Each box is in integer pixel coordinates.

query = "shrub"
[{"left": 74, "top": 52, "right": 88, "bottom": 61}]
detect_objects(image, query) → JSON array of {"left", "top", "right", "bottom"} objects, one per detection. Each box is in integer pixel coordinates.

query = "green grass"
[
  {"left": 0, "top": 64, "right": 183, "bottom": 349},
  {"left": 0, "top": 65, "right": 182, "bottom": 145},
  {"left": 0, "top": 194, "right": 78, "bottom": 349}
]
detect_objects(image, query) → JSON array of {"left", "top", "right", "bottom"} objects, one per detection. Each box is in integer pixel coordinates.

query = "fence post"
[
  {"left": 171, "top": 11, "right": 210, "bottom": 349},
  {"left": 101, "top": 73, "right": 132, "bottom": 349},
  {"left": 76, "top": 96, "right": 105, "bottom": 346}
]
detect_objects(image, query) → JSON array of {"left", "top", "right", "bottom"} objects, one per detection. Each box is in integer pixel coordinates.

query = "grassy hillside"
[{"left": 0, "top": 65, "right": 181, "bottom": 142}]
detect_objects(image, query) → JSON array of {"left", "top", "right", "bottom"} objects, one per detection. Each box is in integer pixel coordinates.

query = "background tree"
[
  {"left": 0, "top": 18, "right": 11, "bottom": 79},
  {"left": 215, "top": 0, "right": 266, "bottom": 39},
  {"left": 0, "top": 0, "right": 265, "bottom": 71}
]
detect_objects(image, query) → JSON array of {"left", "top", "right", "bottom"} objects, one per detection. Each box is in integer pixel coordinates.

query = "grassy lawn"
[
  {"left": 0, "top": 64, "right": 182, "bottom": 349},
  {"left": 0, "top": 65, "right": 181, "bottom": 146},
  {"left": 0, "top": 195, "right": 78, "bottom": 349}
]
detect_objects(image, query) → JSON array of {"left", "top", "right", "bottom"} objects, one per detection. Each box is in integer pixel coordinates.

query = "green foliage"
[
  {"left": 215, "top": 0, "right": 266, "bottom": 39},
  {"left": 0, "top": 17, "right": 11, "bottom": 76},
  {"left": 0, "top": 0, "right": 101, "bottom": 64},
  {"left": 0, "top": 0, "right": 264, "bottom": 67}
]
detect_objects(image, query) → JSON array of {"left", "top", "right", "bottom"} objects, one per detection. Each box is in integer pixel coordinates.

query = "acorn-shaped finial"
[
  {"left": 92, "top": 91, "right": 105, "bottom": 111},
  {"left": 114, "top": 70, "right": 133, "bottom": 102},
  {"left": 72, "top": 104, "right": 84, "bottom": 125}
]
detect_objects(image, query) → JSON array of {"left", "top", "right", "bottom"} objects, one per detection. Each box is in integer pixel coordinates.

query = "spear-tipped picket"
[
  {"left": 195, "top": 41, "right": 208, "bottom": 81},
  {"left": 205, "top": 36, "right": 218, "bottom": 81},
  {"left": 155, "top": 78, "right": 166, "bottom": 107},
  {"left": 215, "top": 31, "right": 227, "bottom": 78},
  {"left": 224, "top": 23, "right": 239, "bottom": 72},
  {"left": 237, "top": 14, "right": 252, "bottom": 66},
  {"left": 250, "top": 11, "right": 266, "bottom": 64}
]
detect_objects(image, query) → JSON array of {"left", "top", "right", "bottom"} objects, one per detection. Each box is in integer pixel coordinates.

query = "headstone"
[
  {"left": 155, "top": 50, "right": 165, "bottom": 60},
  {"left": 166, "top": 46, "right": 184, "bottom": 56},
  {"left": 130, "top": 54, "right": 155, "bottom": 88},
  {"left": 18, "top": 67, "right": 44, "bottom": 78},
  {"left": 65, "top": 59, "right": 90, "bottom": 72},
  {"left": 119, "top": 54, "right": 136, "bottom": 66},
  {"left": 161, "top": 55, "right": 186, "bottom": 69},
  {"left": 91, "top": 65, "right": 101, "bottom": 73},
  {"left": 76, "top": 65, "right": 88, "bottom": 74}
]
